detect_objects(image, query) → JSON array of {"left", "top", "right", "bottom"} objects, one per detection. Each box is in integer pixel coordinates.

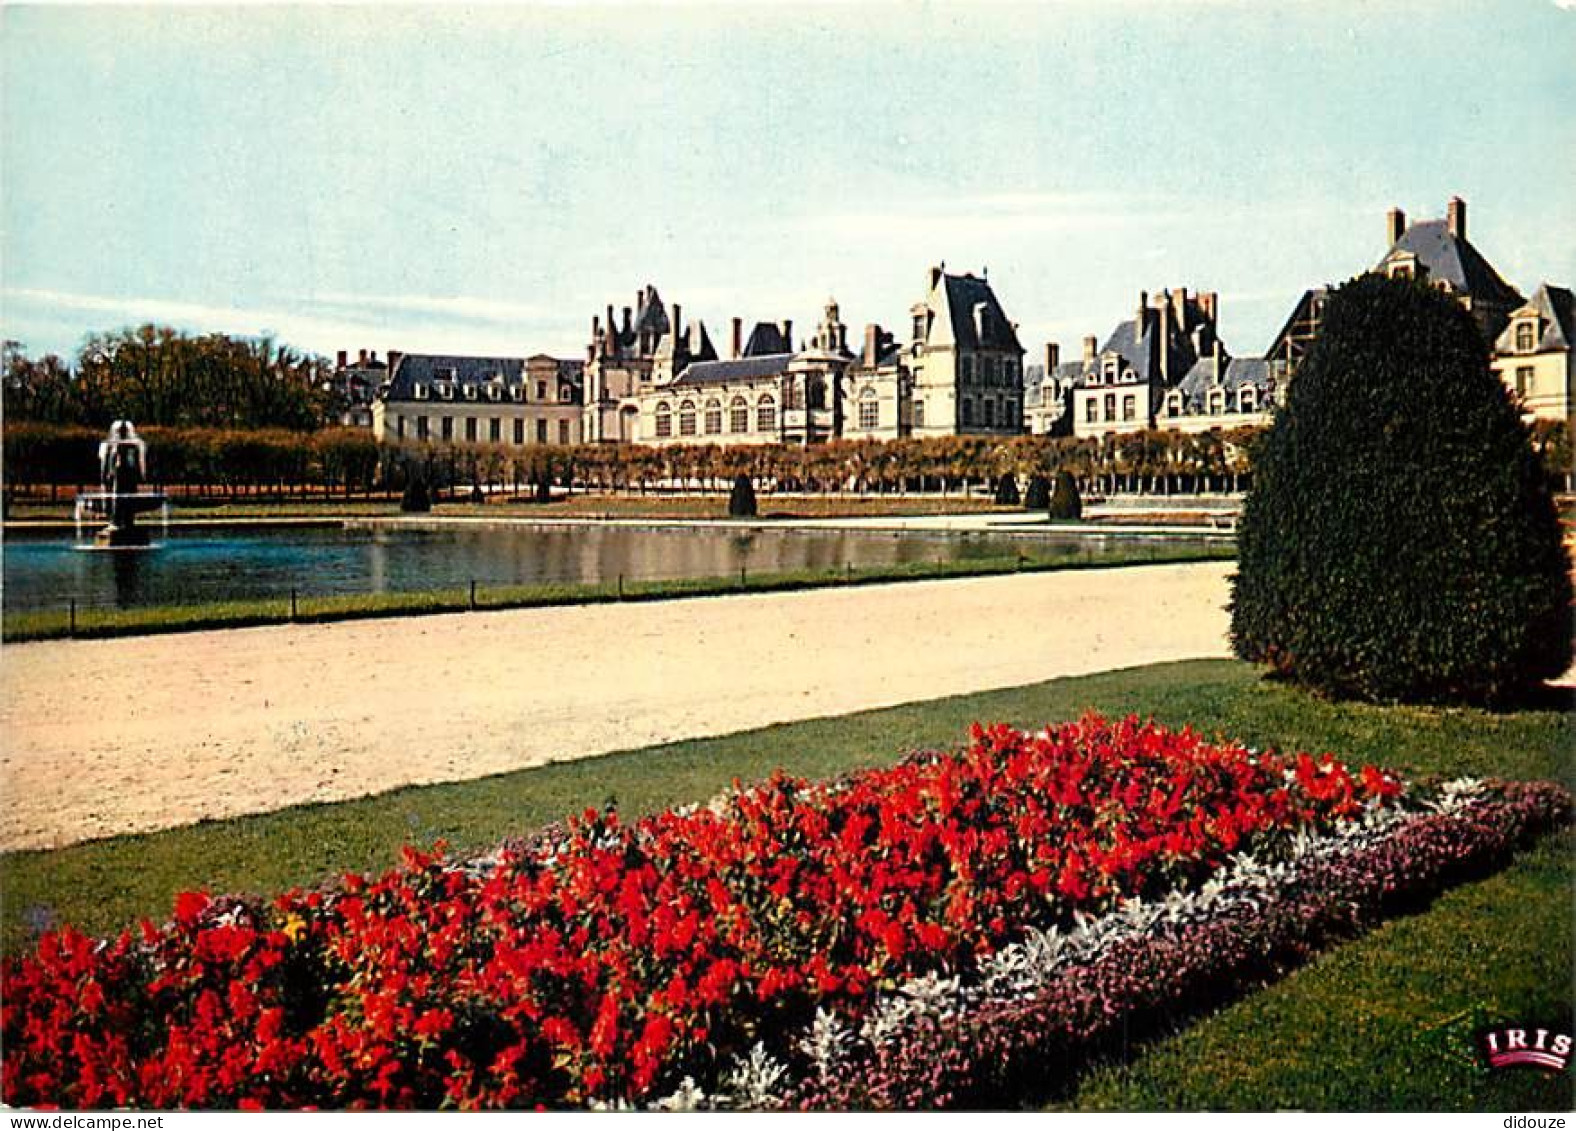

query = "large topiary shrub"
[
  {"left": 993, "top": 472, "right": 1021, "bottom": 506},
  {"left": 728, "top": 473, "right": 758, "bottom": 518},
  {"left": 1231, "top": 273, "right": 1573, "bottom": 705},
  {"left": 1048, "top": 470, "right": 1082, "bottom": 521},
  {"left": 1023, "top": 474, "right": 1050, "bottom": 510}
]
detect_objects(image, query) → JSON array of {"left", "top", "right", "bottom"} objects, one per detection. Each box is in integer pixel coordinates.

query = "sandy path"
[{"left": 0, "top": 563, "right": 1233, "bottom": 851}]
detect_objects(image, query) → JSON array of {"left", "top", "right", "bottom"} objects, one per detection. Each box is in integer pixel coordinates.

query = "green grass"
[
  {"left": 1, "top": 657, "right": 1569, "bottom": 1110},
  {"left": 1, "top": 546, "right": 1233, "bottom": 642}
]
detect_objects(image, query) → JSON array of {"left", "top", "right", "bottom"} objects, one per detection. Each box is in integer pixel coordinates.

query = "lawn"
[{"left": 1, "top": 657, "right": 1569, "bottom": 1110}]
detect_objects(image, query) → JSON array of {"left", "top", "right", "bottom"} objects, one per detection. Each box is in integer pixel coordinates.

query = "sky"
[{"left": 3, "top": 1, "right": 1574, "bottom": 370}]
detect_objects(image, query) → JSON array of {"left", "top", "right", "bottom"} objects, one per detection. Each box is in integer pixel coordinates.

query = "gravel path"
[{"left": 0, "top": 563, "right": 1234, "bottom": 851}]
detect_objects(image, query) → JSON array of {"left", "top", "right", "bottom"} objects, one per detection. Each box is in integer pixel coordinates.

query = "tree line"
[{"left": 4, "top": 327, "right": 337, "bottom": 431}]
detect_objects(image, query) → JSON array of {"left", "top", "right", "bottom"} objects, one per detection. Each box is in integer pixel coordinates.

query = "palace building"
[{"left": 372, "top": 352, "right": 583, "bottom": 448}]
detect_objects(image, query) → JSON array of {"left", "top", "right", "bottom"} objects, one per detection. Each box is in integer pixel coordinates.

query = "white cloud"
[{"left": 0, "top": 286, "right": 586, "bottom": 361}]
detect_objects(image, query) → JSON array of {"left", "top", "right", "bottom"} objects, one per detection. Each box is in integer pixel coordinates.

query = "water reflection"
[{"left": 3, "top": 523, "right": 1224, "bottom": 615}]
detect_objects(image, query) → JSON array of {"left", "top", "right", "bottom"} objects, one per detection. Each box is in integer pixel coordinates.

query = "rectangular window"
[
  {"left": 465, "top": 417, "right": 477, "bottom": 442},
  {"left": 913, "top": 400, "right": 924, "bottom": 428},
  {"left": 537, "top": 382, "right": 548, "bottom": 400},
  {"left": 395, "top": 415, "right": 405, "bottom": 440},
  {"left": 731, "top": 404, "right": 749, "bottom": 432},
  {"left": 489, "top": 417, "right": 501, "bottom": 442},
  {"left": 962, "top": 357, "right": 974, "bottom": 385},
  {"left": 537, "top": 419, "right": 548, "bottom": 444},
  {"left": 514, "top": 418, "right": 525, "bottom": 445},
  {"left": 983, "top": 399, "right": 996, "bottom": 426},
  {"left": 1086, "top": 399, "right": 1098, "bottom": 423},
  {"left": 1122, "top": 395, "right": 1136, "bottom": 421},
  {"left": 558, "top": 420, "right": 570, "bottom": 445},
  {"left": 859, "top": 399, "right": 879, "bottom": 429},
  {"left": 417, "top": 416, "right": 430, "bottom": 441},
  {"left": 756, "top": 403, "right": 776, "bottom": 432},
  {"left": 1516, "top": 323, "right": 1536, "bottom": 352},
  {"left": 962, "top": 399, "right": 974, "bottom": 426},
  {"left": 656, "top": 412, "right": 673, "bottom": 438},
  {"left": 441, "top": 416, "right": 453, "bottom": 441},
  {"left": 1516, "top": 366, "right": 1534, "bottom": 398}
]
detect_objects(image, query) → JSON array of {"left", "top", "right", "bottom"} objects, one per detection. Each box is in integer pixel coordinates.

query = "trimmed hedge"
[{"left": 1231, "top": 274, "right": 1573, "bottom": 705}]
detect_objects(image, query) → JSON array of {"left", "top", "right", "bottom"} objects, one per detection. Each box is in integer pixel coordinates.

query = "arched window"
[
  {"left": 704, "top": 397, "right": 723, "bottom": 435},
  {"left": 679, "top": 400, "right": 697, "bottom": 437},
  {"left": 757, "top": 394, "right": 777, "bottom": 433},
  {"left": 1516, "top": 321, "right": 1536, "bottom": 352},
  {"left": 730, "top": 396, "right": 750, "bottom": 433},
  {"left": 1239, "top": 388, "right": 1257, "bottom": 413},
  {"left": 858, "top": 386, "right": 879, "bottom": 429},
  {"left": 654, "top": 402, "right": 672, "bottom": 439},
  {"left": 1207, "top": 390, "right": 1225, "bottom": 415}
]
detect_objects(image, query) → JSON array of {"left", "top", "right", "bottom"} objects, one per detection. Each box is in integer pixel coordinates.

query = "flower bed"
[{"left": 1, "top": 715, "right": 1561, "bottom": 1110}]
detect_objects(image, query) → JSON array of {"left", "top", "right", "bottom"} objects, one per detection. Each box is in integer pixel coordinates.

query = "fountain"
[{"left": 74, "top": 421, "right": 168, "bottom": 548}]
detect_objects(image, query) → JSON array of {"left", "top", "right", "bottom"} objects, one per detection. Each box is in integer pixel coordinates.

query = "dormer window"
[
  {"left": 1167, "top": 392, "right": 1182, "bottom": 416},
  {"left": 435, "top": 367, "right": 458, "bottom": 381},
  {"left": 438, "top": 383, "right": 454, "bottom": 401},
  {"left": 1516, "top": 320, "right": 1537, "bottom": 352},
  {"left": 488, "top": 385, "right": 502, "bottom": 402},
  {"left": 464, "top": 384, "right": 478, "bottom": 401},
  {"left": 536, "top": 382, "right": 548, "bottom": 400},
  {"left": 560, "top": 386, "right": 573, "bottom": 402},
  {"left": 1122, "top": 368, "right": 1136, "bottom": 384},
  {"left": 1239, "top": 388, "right": 1257, "bottom": 413},
  {"left": 1102, "top": 359, "right": 1117, "bottom": 383},
  {"left": 1208, "top": 391, "right": 1225, "bottom": 414},
  {"left": 413, "top": 383, "right": 429, "bottom": 400},
  {"left": 512, "top": 385, "right": 525, "bottom": 402}
]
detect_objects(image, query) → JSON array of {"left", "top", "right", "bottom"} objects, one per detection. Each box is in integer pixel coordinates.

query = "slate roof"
[
  {"left": 1495, "top": 283, "right": 1575, "bottom": 354},
  {"left": 385, "top": 353, "right": 525, "bottom": 399},
  {"left": 1170, "top": 355, "right": 1278, "bottom": 414},
  {"left": 1378, "top": 219, "right": 1523, "bottom": 309},
  {"left": 937, "top": 273, "right": 1023, "bottom": 353},
  {"left": 743, "top": 323, "right": 791, "bottom": 356},
  {"left": 669, "top": 353, "right": 792, "bottom": 388}
]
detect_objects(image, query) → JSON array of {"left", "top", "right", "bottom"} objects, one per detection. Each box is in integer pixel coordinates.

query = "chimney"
[
  {"left": 781, "top": 319, "right": 793, "bottom": 351},
  {"left": 621, "top": 306, "right": 632, "bottom": 334},
  {"left": 358, "top": 348, "right": 368, "bottom": 365},
  {"left": 635, "top": 289, "right": 644, "bottom": 318},
  {"left": 1136, "top": 291, "right": 1149, "bottom": 333},
  {"left": 864, "top": 324, "right": 879, "bottom": 367},
  {"left": 929, "top": 265, "right": 942, "bottom": 289},
  {"left": 1212, "top": 340, "right": 1224, "bottom": 383},
  {"left": 336, "top": 350, "right": 347, "bottom": 369},
  {"left": 1171, "top": 287, "right": 1187, "bottom": 324},
  {"left": 388, "top": 350, "right": 403, "bottom": 375},
  {"left": 838, "top": 324, "right": 847, "bottom": 352},
  {"left": 606, "top": 304, "right": 617, "bottom": 343},
  {"left": 1082, "top": 335, "right": 1097, "bottom": 363},
  {"left": 1045, "top": 342, "right": 1060, "bottom": 372},
  {"left": 1447, "top": 196, "right": 1466, "bottom": 240},
  {"left": 1387, "top": 206, "right": 1406, "bottom": 246},
  {"left": 671, "top": 304, "right": 682, "bottom": 349},
  {"left": 732, "top": 317, "right": 743, "bottom": 359},
  {"left": 1200, "top": 291, "right": 1218, "bottom": 323},
  {"left": 1158, "top": 297, "right": 1173, "bottom": 383}
]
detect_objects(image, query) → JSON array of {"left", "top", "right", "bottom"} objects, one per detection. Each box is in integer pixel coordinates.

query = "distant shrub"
[
  {"left": 1230, "top": 273, "right": 1573, "bottom": 705},
  {"left": 1023, "top": 475, "right": 1050, "bottom": 510},
  {"left": 399, "top": 471, "right": 431, "bottom": 513},
  {"left": 1047, "top": 471, "right": 1082, "bottom": 521},
  {"left": 993, "top": 473, "right": 1021, "bottom": 506},
  {"left": 728, "top": 474, "right": 759, "bottom": 518}
]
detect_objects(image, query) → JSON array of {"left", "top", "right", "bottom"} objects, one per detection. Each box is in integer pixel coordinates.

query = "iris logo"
[{"left": 1481, "top": 1026, "right": 1572, "bottom": 1072}]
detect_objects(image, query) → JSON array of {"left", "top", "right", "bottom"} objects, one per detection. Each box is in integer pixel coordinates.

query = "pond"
[{"left": 2, "top": 521, "right": 1226, "bottom": 615}]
